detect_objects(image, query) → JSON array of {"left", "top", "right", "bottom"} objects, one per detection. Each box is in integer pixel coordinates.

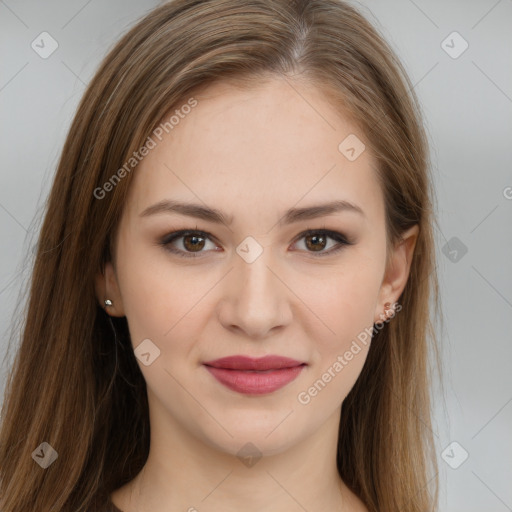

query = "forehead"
[{"left": 125, "top": 77, "right": 385, "bottom": 228}]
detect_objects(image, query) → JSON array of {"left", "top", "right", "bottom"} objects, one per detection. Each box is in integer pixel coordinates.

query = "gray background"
[{"left": 1, "top": 0, "right": 511, "bottom": 510}]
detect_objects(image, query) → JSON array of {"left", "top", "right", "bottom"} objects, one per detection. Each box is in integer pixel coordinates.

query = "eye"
[
  {"left": 291, "top": 229, "right": 353, "bottom": 257},
  {"left": 159, "top": 228, "right": 354, "bottom": 258},
  {"left": 160, "top": 229, "right": 220, "bottom": 258}
]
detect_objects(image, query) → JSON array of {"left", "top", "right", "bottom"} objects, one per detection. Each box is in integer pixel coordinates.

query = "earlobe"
[
  {"left": 374, "top": 224, "right": 419, "bottom": 323},
  {"left": 94, "top": 261, "right": 125, "bottom": 317}
]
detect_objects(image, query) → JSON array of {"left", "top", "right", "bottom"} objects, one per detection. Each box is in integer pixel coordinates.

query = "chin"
[
  {"left": 194, "top": 411, "right": 309, "bottom": 459},
  {"left": 205, "top": 431, "right": 300, "bottom": 460}
]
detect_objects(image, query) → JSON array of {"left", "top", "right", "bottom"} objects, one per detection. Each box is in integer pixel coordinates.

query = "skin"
[{"left": 95, "top": 77, "right": 418, "bottom": 512}]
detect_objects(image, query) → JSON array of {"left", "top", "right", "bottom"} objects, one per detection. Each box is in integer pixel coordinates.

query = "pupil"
[
  {"left": 185, "top": 235, "right": 204, "bottom": 251},
  {"left": 307, "top": 234, "right": 325, "bottom": 251}
]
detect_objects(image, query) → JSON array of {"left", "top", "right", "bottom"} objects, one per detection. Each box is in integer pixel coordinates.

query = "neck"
[{"left": 112, "top": 398, "right": 363, "bottom": 512}]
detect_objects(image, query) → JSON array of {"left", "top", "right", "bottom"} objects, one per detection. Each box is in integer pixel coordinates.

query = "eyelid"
[{"left": 159, "top": 228, "right": 354, "bottom": 258}]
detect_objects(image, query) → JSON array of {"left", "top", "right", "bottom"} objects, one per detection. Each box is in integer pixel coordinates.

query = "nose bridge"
[
  {"left": 238, "top": 241, "right": 274, "bottom": 295},
  {"left": 220, "top": 237, "right": 292, "bottom": 337},
  {"left": 236, "top": 237, "right": 279, "bottom": 306}
]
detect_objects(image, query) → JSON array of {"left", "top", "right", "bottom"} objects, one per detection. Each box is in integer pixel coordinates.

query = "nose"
[{"left": 216, "top": 244, "right": 293, "bottom": 340}]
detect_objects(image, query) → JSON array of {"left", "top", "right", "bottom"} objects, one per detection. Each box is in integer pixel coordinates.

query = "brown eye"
[
  {"left": 292, "top": 229, "right": 353, "bottom": 257},
  {"left": 182, "top": 234, "right": 206, "bottom": 252},
  {"left": 160, "top": 228, "right": 353, "bottom": 259},
  {"left": 304, "top": 233, "right": 328, "bottom": 252},
  {"left": 160, "top": 230, "right": 218, "bottom": 258}
]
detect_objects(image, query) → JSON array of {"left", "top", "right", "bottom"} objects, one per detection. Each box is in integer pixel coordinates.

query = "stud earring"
[
  {"left": 104, "top": 299, "right": 113, "bottom": 308},
  {"left": 384, "top": 302, "right": 393, "bottom": 317}
]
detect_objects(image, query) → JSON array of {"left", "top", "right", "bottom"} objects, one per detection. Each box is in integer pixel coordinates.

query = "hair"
[{"left": 0, "top": 1, "right": 444, "bottom": 511}]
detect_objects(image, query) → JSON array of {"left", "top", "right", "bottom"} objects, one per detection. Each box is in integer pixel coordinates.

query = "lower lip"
[{"left": 204, "top": 365, "right": 305, "bottom": 395}]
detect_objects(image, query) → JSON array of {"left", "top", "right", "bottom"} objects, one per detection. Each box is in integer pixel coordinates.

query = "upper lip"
[{"left": 203, "top": 355, "right": 306, "bottom": 371}]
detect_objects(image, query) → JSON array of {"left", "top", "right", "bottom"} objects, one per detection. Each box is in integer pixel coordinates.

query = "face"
[{"left": 96, "top": 77, "right": 417, "bottom": 456}]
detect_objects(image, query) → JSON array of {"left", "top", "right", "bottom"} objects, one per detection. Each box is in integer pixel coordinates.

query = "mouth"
[{"left": 203, "top": 355, "right": 307, "bottom": 395}]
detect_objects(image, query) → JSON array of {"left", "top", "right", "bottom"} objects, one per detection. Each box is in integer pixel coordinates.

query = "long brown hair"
[{"left": 0, "top": 1, "right": 443, "bottom": 510}]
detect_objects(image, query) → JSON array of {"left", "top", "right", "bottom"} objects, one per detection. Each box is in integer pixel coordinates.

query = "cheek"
[
  {"left": 296, "top": 259, "right": 382, "bottom": 353},
  {"left": 295, "top": 268, "right": 379, "bottom": 410},
  {"left": 114, "top": 241, "right": 175, "bottom": 344},
  {"left": 115, "top": 243, "right": 217, "bottom": 361},
  {"left": 312, "top": 260, "right": 384, "bottom": 403}
]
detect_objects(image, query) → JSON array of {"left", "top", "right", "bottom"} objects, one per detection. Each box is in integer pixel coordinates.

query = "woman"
[{"left": 0, "top": 0, "right": 443, "bottom": 511}]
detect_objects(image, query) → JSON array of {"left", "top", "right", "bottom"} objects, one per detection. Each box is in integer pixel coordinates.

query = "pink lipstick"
[{"left": 203, "top": 355, "right": 306, "bottom": 395}]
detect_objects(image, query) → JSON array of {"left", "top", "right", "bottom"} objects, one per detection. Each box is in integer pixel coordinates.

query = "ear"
[
  {"left": 94, "top": 261, "right": 126, "bottom": 317},
  {"left": 374, "top": 224, "right": 419, "bottom": 323}
]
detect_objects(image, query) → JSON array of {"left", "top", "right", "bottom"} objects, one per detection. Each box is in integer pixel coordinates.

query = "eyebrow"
[{"left": 139, "top": 199, "right": 365, "bottom": 225}]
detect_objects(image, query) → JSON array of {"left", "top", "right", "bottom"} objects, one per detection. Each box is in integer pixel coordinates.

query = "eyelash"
[{"left": 159, "top": 228, "right": 354, "bottom": 259}]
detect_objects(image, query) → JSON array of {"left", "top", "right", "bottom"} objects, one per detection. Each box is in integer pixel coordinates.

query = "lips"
[
  {"left": 203, "top": 355, "right": 306, "bottom": 395},
  {"left": 204, "top": 355, "right": 304, "bottom": 371}
]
